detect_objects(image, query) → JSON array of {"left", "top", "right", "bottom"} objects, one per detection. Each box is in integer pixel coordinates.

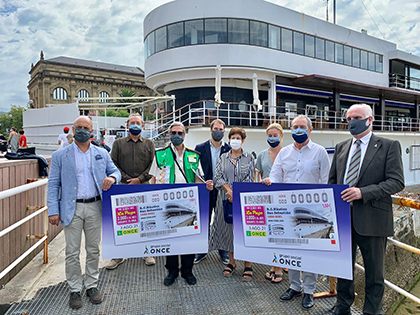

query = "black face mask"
[
  {"left": 348, "top": 118, "right": 370, "bottom": 136},
  {"left": 212, "top": 130, "right": 224, "bottom": 142},
  {"left": 74, "top": 129, "right": 91, "bottom": 143}
]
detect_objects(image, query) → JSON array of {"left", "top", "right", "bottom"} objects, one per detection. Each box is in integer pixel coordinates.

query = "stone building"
[{"left": 28, "top": 51, "right": 155, "bottom": 109}]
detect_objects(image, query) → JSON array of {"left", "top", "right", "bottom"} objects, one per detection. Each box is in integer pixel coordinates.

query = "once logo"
[{"left": 149, "top": 247, "right": 170, "bottom": 254}]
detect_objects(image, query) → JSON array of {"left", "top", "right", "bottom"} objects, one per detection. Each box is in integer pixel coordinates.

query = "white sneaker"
[
  {"left": 143, "top": 256, "right": 156, "bottom": 266},
  {"left": 106, "top": 258, "right": 126, "bottom": 270}
]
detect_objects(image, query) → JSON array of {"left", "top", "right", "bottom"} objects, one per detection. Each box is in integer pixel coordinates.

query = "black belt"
[{"left": 76, "top": 195, "right": 101, "bottom": 203}]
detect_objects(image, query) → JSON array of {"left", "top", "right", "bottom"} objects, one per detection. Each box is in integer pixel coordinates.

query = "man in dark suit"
[
  {"left": 194, "top": 119, "right": 231, "bottom": 264},
  {"left": 329, "top": 104, "right": 404, "bottom": 315}
]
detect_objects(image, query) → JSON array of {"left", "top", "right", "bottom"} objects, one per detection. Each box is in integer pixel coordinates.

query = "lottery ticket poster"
[
  {"left": 102, "top": 183, "right": 210, "bottom": 259},
  {"left": 233, "top": 182, "right": 353, "bottom": 280}
]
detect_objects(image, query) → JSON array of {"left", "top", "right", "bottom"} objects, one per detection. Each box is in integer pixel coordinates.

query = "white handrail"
[
  {"left": 0, "top": 178, "right": 48, "bottom": 201},
  {"left": 0, "top": 236, "right": 48, "bottom": 281},
  {"left": 0, "top": 206, "right": 47, "bottom": 238}
]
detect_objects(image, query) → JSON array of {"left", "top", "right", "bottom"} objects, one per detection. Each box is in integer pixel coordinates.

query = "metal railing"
[
  {"left": 142, "top": 100, "right": 420, "bottom": 138},
  {"left": 389, "top": 73, "right": 420, "bottom": 92},
  {"left": 0, "top": 178, "right": 49, "bottom": 281}
]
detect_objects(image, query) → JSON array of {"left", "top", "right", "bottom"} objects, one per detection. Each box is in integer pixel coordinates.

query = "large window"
[
  {"left": 343, "top": 46, "right": 352, "bottom": 66},
  {"left": 281, "top": 28, "right": 293, "bottom": 52},
  {"left": 315, "top": 38, "right": 325, "bottom": 59},
  {"left": 352, "top": 48, "right": 360, "bottom": 67},
  {"left": 78, "top": 89, "right": 89, "bottom": 102},
  {"left": 228, "top": 19, "right": 249, "bottom": 44},
  {"left": 268, "top": 25, "right": 280, "bottom": 49},
  {"left": 99, "top": 91, "right": 109, "bottom": 103},
  {"left": 155, "top": 26, "right": 167, "bottom": 52},
  {"left": 326, "top": 40, "right": 334, "bottom": 62},
  {"left": 168, "top": 22, "right": 184, "bottom": 48},
  {"left": 250, "top": 21, "right": 267, "bottom": 47},
  {"left": 293, "top": 31, "right": 304, "bottom": 55},
  {"left": 335, "top": 43, "right": 343, "bottom": 64},
  {"left": 53, "top": 87, "right": 67, "bottom": 100},
  {"left": 205, "top": 19, "right": 227, "bottom": 43},
  {"left": 185, "top": 19, "right": 203, "bottom": 45},
  {"left": 305, "top": 35, "right": 315, "bottom": 57},
  {"left": 144, "top": 17, "right": 383, "bottom": 73},
  {"left": 360, "top": 50, "right": 368, "bottom": 69}
]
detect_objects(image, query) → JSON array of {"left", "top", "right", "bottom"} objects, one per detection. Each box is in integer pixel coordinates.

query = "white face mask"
[{"left": 230, "top": 139, "right": 242, "bottom": 150}]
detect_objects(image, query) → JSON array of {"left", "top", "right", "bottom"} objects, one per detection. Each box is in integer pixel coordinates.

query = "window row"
[
  {"left": 52, "top": 88, "right": 110, "bottom": 103},
  {"left": 145, "top": 18, "right": 383, "bottom": 73}
]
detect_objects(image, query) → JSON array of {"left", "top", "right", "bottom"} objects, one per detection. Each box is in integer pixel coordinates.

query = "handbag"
[{"left": 223, "top": 199, "right": 233, "bottom": 224}]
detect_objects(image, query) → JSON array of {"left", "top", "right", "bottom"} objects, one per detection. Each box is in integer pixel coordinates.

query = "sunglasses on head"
[{"left": 171, "top": 131, "right": 184, "bottom": 136}]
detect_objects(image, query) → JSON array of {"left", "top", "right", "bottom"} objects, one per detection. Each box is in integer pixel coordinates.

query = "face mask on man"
[
  {"left": 129, "top": 124, "right": 142, "bottom": 136},
  {"left": 291, "top": 128, "right": 308, "bottom": 144},
  {"left": 348, "top": 117, "right": 370, "bottom": 136},
  {"left": 267, "top": 137, "right": 281, "bottom": 148},
  {"left": 212, "top": 130, "right": 224, "bottom": 142},
  {"left": 230, "top": 139, "right": 242, "bottom": 150},
  {"left": 74, "top": 129, "right": 91, "bottom": 143},
  {"left": 171, "top": 134, "right": 184, "bottom": 146}
]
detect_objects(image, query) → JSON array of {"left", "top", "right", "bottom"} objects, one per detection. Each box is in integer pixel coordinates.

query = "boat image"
[
  {"left": 292, "top": 206, "right": 334, "bottom": 239},
  {"left": 270, "top": 224, "right": 285, "bottom": 236},
  {"left": 164, "top": 203, "right": 197, "bottom": 229}
]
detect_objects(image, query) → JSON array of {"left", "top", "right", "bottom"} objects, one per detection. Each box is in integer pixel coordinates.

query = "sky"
[{"left": 0, "top": 0, "right": 419, "bottom": 112}]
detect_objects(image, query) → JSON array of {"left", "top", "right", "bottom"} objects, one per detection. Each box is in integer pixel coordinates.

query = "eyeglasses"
[{"left": 171, "top": 131, "right": 184, "bottom": 136}]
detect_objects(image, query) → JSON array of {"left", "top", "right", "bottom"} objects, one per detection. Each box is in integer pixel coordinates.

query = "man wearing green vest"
[{"left": 150, "top": 122, "right": 214, "bottom": 286}]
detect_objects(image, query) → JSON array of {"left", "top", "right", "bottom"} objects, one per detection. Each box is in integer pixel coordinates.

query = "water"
[{"left": 394, "top": 282, "right": 420, "bottom": 314}]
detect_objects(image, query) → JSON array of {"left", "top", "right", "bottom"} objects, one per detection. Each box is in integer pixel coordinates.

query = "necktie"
[{"left": 345, "top": 140, "right": 362, "bottom": 187}]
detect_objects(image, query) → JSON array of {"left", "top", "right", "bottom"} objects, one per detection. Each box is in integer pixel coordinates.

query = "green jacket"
[{"left": 155, "top": 145, "right": 200, "bottom": 183}]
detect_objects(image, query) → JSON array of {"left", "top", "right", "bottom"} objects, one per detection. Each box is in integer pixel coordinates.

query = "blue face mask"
[
  {"left": 74, "top": 128, "right": 91, "bottom": 143},
  {"left": 171, "top": 134, "right": 184, "bottom": 146},
  {"left": 129, "top": 124, "right": 142, "bottom": 136},
  {"left": 291, "top": 128, "right": 308, "bottom": 144},
  {"left": 267, "top": 137, "right": 280, "bottom": 148}
]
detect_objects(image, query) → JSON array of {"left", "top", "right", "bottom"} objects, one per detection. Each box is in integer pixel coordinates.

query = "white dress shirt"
[
  {"left": 269, "top": 140, "right": 330, "bottom": 184},
  {"left": 74, "top": 142, "right": 99, "bottom": 199},
  {"left": 343, "top": 131, "right": 372, "bottom": 182}
]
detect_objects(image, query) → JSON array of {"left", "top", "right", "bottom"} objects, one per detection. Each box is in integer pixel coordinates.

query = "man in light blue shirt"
[{"left": 47, "top": 116, "right": 121, "bottom": 310}]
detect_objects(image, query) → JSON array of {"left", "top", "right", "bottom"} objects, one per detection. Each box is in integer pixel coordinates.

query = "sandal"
[
  {"left": 271, "top": 273, "right": 283, "bottom": 284},
  {"left": 242, "top": 267, "right": 253, "bottom": 282},
  {"left": 264, "top": 270, "right": 275, "bottom": 281},
  {"left": 223, "top": 263, "right": 235, "bottom": 277}
]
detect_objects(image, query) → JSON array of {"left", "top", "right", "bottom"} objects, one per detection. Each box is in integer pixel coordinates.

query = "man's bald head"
[{"left": 74, "top": 116, "right": 93, "bottom": 129}]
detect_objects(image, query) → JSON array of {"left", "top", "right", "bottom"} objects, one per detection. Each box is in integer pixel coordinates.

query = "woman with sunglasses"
[
  {"left": 209, "top": 127, "right": 255, "bottom": 281},
  {"left": 256, "top": 123, "right": 285, "bottom": 284}
]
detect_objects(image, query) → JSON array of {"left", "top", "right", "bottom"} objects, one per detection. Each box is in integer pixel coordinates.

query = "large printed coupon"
[
  {"left": 240, "top": 188, "right": 339, "bottom": 251},
  {"left": 110, "top": 186, "right": 200, "bottom": 246}
]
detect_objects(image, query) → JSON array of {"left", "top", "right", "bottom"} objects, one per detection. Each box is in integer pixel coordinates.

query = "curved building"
[{"left": 144, "top": 0, "right": 420, "bottom": 119}]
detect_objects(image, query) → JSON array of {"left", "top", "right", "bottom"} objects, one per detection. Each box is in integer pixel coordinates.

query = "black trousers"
[
  {"left": 165, "top": 254, "right": 195, "bottom": 276},
  {"left": 335, "top": 227, "right": 387, "bottom": 315}
]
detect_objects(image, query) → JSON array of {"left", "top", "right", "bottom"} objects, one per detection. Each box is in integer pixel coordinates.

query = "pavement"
[{"left": 0, "top": 230, "right": 363, "bottom": 315}]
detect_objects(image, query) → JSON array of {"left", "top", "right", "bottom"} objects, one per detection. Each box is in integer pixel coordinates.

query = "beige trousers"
[{"left": 63, "top": 200, "right": 102, "bottom": 292}]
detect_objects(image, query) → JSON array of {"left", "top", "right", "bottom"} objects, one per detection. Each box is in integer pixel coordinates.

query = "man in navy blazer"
[
  {"left": 47, "top": 116, "right": 121, "bottom": 309},
  {"left": 194, "top": 119, "right": 230, "bottom": 264}
]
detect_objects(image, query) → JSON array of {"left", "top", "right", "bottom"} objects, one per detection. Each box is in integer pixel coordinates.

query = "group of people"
[
  {"left": 47, "top": 103, "right": 404, "bottom": 315},
  {"left": 0, "top": 127, "right": 27, "bottom": 153}
]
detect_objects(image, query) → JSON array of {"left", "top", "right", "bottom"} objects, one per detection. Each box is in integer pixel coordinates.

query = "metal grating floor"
[{"left": 6, "top": 252, "right": 362, "bottom": 315}]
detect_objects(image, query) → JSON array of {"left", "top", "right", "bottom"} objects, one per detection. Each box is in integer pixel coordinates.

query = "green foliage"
[
  {"left": 119, "top": 88, "right": 136, "bottom": 103},
  {"left": 0, "top": 105, "right": 25, "bottom": 135},
  {"left": 98, "top": 109, "right": 129, "bottom": 117},
  {"left": 116, "top": 109, "right": 130, "bottom": 117}
]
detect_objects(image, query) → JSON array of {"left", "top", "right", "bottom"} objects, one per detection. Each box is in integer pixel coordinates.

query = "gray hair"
[
  {"left": 127, "top": 113, "right": 143, "bottom": 124},
  {"left": 169, "top": 121, "right": 186, "bottom": 133},
  {"left": 349, "top": 103, "right": 373, "bottom": 118},
  {"left": 292, "top": 115, "right": 312, "bottom": 129}
]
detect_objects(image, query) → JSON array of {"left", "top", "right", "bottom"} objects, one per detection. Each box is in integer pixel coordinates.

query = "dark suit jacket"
[
  {"left": 195, "top": 140, "right": 231, "bottom": 210},
  {"left": 328, "top": 134, "right": 404, "bottom": 237}
]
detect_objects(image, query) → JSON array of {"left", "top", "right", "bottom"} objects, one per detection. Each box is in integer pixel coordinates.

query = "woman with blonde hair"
[{"left": 256, "top": 123, "right": 285, "bottom": 283}]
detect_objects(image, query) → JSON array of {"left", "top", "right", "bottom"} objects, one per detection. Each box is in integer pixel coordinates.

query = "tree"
[
  {"left": 119, "top": 88, "right": 136, "bottom": 103},
  {"left": 0, "top": 105, "right": 25, "bottom": 135}
]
